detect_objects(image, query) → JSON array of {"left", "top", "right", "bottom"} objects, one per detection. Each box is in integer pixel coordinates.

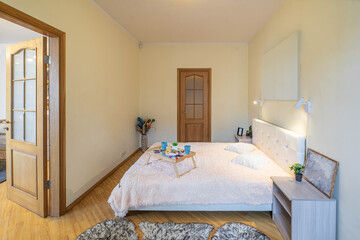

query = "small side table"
[
  {"left": 234, "top": 134, "right": 252, "bottom": 143},
  {"left": 271, "top": 176, "right": 336, "bottom": 240}
]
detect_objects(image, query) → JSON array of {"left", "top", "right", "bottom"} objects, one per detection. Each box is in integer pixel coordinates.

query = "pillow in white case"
[
  {"left": 225, "top": 143, "right": 257, "bottom": 154},
  {"left": 232, "top": 152, "right": 270, "bottom": 170}
]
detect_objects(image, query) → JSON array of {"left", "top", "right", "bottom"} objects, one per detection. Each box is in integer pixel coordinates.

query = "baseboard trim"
[{"left": 66, "top": 148, "right": 140, "bottom": 212}]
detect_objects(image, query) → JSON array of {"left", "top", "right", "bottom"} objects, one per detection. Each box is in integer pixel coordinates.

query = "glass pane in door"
[
  {"left": 185, "top": 90, "right": 194, "bottom": 104},
  {"left": 185, "top": 75, "right": 194, "bottom": 89},
  {"left": 25, "top": 80, "right": 36, "bottom": 110},
  {"left": 25, "top": 112, "right": 36, "bottom": 143},
  {"left": 194, "top": 105, "right": 203, "bottom": 119},
  {"left": 13, "top": 81, "right": 24, "bottom": 110},
  {"left": 186, "top": 105, "right": 194, "bottom": 119},
  {"left": 194, "top": 90, "right": 203, "bottom": 104},
  {"left": 13, "top": 50, "right": 24, "bottom": 80},
  {"left": 13, "top": 111, "right": 24, "bottom": 141},
  {"left": 194, "top": 75, "right": 203, "bottom": 89},
  {"left": 25, "top": 49, "right": 36, "bottom": 79}
]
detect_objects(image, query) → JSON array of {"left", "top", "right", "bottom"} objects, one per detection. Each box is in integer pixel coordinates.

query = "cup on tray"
[
  {"left": 161, "top": 142, "right": 167, "bottom": 151},
  {"left": 184, "top": 145, "right": 191, "bottom": 155}
]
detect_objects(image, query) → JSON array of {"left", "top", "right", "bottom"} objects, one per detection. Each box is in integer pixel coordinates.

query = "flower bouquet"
[
  {"left": 136, "top": 117, "right": 155, "bottom": 152},
  {"left": 136, "top": 117, "right": 155, "bottom": 135}
]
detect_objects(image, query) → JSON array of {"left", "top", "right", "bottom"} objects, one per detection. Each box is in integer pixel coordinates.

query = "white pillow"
[
  {"left": 225, "top": 143, "right": 257, "bottom": 154},
  {"left": 232, "top": 152, "right": 270, "bottom": 170}
]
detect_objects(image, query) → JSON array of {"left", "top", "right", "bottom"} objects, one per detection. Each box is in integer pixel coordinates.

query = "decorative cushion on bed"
[
  {"left": 232, "top": 152, "right": 270, "bottom": 170},
  {"left": 225, "top": 143, "right": 257, "bottom": 154}
]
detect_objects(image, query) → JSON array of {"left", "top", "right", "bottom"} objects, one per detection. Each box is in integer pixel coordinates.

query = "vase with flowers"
[{"left": 136, "top": 117, "right": 155, "bottom": 152}]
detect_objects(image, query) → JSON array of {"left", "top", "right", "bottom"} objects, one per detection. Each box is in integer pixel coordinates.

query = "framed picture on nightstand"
[{"left": 237, "top": 127, "right": 244, "bottom": 136}]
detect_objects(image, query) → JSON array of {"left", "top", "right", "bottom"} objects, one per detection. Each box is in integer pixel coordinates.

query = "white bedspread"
[{"left": 108, "top": 142, "right": 289, "bottom": 217}]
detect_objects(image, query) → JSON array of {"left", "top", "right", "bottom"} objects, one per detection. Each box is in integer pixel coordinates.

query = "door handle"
[{"left": 1, "top": 120, "right": 10, "bottom": 131}]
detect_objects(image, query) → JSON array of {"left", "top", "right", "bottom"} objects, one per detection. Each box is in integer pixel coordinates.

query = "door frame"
[
  {"left": 177, "top": 68, "right": 211, "bottom": 142},
  {"left": 0, "top": 2, "right": 66, "bottom": 216}
]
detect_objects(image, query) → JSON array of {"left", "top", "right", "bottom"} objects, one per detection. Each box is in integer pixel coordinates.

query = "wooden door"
[
  {"left": 178, "top": 69, "right": 211, "bottom": 142},
  {"left": 5, "top": 37, "right": 48, "bottom": 217}
]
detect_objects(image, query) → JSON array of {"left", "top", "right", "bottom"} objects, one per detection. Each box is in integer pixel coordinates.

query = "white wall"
[
  {"left": 248, "top": 0, "right": 360, "bottom": 239},
  {"left": 139, "top": 44, "right": 249, "bottom": 145},
  {"left": 2, "top": 0, "right": 140, "bottom": 206},
  {"left": 0, "top": 44, "right": 6, "bottom": 120}
]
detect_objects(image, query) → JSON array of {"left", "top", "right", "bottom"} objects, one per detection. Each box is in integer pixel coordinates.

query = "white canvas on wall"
[
  {"left": 262, "top": 32, "right": 299, "bottom": 100},
  {"left": 304, "top": 149, "right": 338, "bottom": 198}
]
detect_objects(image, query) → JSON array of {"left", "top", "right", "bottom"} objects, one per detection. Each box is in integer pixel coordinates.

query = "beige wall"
[
  {"left": 3, "top": 0, "right": 140, "bottom": 206},
  {"left": 248, "top": 0, "right": 360, "bottom": 238},
  {"left": 139, "top": 44, "right": 248, "bottom": 145}
]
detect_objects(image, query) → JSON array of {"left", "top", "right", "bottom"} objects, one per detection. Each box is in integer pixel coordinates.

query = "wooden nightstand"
[
  {"left": 234, "top": 134, "right": 252, "bottom": 143},
  {"left": 271, "top": 176, "right": 336, "bottom": 240}
]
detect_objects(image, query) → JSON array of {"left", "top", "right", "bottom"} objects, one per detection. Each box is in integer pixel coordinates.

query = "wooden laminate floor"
[{"left": 0, "top": 151, "right": 283, "bottom": 240}]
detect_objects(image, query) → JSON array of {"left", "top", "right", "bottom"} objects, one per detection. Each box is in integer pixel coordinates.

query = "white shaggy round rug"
[
  {"left": 212, "top": 222, "right": 270, "bottom": 240},
  {"left": 139, "top": 221, "right": 214, "bottom": 240},
  {"left": 78, "top": 219, "right": 270, "bottom": 240},
  {"left": 77, "top": 218, "right": 138, "bottom": 240}
]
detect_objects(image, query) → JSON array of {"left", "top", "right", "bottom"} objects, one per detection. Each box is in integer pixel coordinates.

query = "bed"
[{"left": 108, "top": 119, "right": 305, "bottom": 217}]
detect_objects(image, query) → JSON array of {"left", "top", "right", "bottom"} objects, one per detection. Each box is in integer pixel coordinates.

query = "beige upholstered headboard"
[{"left": 252, "top": 119, "right": 306, "bottom": 175}]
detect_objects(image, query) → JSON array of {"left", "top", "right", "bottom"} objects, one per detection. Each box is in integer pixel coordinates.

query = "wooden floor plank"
[{"left": 0, "top": 151, "right": 282, "bottom": 239}]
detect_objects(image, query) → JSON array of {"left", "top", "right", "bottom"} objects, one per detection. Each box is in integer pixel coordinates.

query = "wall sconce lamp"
[
  {"left": 295, "top": 97, "right": 312, "bottom": 113},
  {"left": 253, "top": 98, "right": 263, "bottom": 107}
]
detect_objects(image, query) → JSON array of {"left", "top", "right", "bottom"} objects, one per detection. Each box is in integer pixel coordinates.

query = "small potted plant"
[
  {"left": 290, "top": 163, "right": 305, "bottom": 182},
  {"left": 172, "top": 142, "right": 178, "bottom": 151},
  {"left": 246, "top": 125, "right": 252, "bottom": 137}
]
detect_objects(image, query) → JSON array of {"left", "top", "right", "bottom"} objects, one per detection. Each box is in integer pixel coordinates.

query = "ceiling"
[
  {"left": 0, "top": 18, "right": 42, "bottom": 44},
  {"left": 93, "top": 0, "right": 284, "bottom": 43}
]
